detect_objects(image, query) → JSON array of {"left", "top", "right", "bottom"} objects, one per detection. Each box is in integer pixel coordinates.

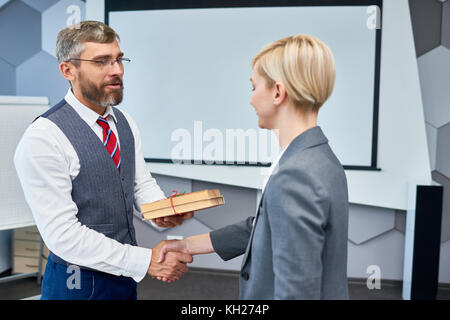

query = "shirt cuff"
[
  {"left": 124, "top": 245, "right": 152, "bottom": 283},
  {"left": 150, "top": 220, "right": 168, "bottom": 232}
]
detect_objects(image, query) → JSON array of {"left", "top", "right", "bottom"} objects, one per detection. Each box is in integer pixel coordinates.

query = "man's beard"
[{"left": 79, "top": 73, "right": 124, "bottom": 107}]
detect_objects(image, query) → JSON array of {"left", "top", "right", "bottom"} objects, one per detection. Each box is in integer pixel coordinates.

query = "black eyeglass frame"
[{"left": 66, "top": 57, "right": 131, "bottom": 67}]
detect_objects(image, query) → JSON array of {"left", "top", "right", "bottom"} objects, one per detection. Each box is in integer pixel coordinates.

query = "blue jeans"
[{"left": 41, "top": 257, "right": 137, "bottom": 300}]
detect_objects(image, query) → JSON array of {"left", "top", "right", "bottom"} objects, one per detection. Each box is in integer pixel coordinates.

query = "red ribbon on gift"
[{"left": 170, "top": 190, "right": 182, "bottom": 215}]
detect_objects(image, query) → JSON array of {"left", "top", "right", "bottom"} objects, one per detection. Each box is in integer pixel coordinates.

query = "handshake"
[
  {"left": 146, "top": 213, "right": 213, "bottom": 282},
  {"left": 146, "top": 238, "right": 191, "bottom": 283}
]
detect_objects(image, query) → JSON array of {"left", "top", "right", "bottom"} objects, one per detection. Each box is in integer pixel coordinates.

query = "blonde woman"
[{"left": 154, "top": 34, "right": 349, "bottom": 300}]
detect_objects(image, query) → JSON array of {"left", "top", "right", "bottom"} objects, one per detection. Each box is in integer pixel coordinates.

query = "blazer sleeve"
[
  {"left": 265, "top": 168, "right": 330, "bottom": 299},
  {"left": 209, "top": 217, "right": 254, "bottom": 261}
]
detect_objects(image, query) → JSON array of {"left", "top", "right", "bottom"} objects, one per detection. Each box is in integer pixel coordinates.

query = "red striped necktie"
[{"left": 96, "top": 116, "right": 121, "bottom": 172}]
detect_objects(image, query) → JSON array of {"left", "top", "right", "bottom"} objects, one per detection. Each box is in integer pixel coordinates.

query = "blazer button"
[{"left": 241, "top": 272, "right": 249, "bottom": 281}]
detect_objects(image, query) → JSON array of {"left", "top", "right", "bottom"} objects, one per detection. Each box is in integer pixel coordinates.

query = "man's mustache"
[{"left": 103, "top": 78, "right": 123, "bottom": 87}]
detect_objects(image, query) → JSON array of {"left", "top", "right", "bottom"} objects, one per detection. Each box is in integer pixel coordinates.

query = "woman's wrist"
[{"left": 185, "top": 233, "right": 214, "bottom": 255}]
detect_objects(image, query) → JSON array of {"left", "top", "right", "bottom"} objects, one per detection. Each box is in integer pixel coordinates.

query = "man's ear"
[
  {"left": 59, "top": 62, "right": 76, "bottom": 82},
  {"left": 272, "top": 81, "right": 287, "bottom": 106}
]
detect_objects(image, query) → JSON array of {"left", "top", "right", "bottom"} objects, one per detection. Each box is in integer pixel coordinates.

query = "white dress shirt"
[
  {"left": 253, "top": 143, "right": 289, "bottom": 227},
  {"left": 261, "top": 144, "right": 289, "bottom": 193},
  {"left": 13, "top": 89, "right": 166, "bottom": 282}
]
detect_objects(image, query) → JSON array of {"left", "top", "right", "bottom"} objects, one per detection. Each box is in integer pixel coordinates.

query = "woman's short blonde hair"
[{"left": 252, "top": 34, "right": 336, "bottom": 111}]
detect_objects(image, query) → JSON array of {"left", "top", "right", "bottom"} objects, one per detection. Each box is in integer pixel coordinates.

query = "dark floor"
[{"left": 0, "top": 268, "right": 449, "bottom": 300}]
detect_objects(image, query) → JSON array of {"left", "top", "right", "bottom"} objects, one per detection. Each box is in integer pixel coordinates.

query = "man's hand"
[
  {"left": 147, "top": 240, "right": 193, "bottom": 283},
  {"left": 155, "top": 233, "right": 214, "bottom": 282},
  {"left": 152, "top": 211, "right": 194, "bottom": 228},
  {"left": 158, "top": 239, "right": 189, "bottom": 263},
  {"left": 153, "top": 239, "right": 189, "bottom": 282}
]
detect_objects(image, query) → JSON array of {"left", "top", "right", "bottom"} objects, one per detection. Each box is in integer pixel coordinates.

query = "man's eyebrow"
[
  {"left": 91, "top": 52, "right": 124, "bottom": 60},
  {"left": 91, "top": 54, "right": 111, "bottom": 60}
]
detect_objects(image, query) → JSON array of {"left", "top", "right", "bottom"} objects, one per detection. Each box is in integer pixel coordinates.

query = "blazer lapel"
[{"left": 240, "top": 197, "right": 264, "bottom": 269}]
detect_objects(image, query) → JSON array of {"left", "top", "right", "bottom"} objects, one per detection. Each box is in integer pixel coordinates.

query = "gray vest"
[{"left": 38, "top": 99, "right": 137, "bottom": 268}]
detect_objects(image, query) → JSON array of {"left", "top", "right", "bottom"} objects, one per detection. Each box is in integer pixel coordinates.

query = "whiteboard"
[
  {"left": 0, "top": 96, "right": 49, "bottom": 231},
  {"left": 108, "top": 2, "right": 380, "bottom": 168}
]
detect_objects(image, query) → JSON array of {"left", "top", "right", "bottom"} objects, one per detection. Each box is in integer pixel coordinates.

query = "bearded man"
[{"left": 13, "top": 21, "right": 193, "bottom": 300}]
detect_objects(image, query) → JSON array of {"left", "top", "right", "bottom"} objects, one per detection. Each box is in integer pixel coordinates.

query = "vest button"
[{"left": 241, "top": 272, "right": 249, "bottom": 281}]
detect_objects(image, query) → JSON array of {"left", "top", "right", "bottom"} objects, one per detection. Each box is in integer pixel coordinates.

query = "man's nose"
[{"left": 109, "top": 60, "right": 124, "bottom": 77}]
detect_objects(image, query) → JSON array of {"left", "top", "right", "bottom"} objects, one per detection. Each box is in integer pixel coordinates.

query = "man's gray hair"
[{"left": 56, "top": 21, "right": 120, "bottom": 65}]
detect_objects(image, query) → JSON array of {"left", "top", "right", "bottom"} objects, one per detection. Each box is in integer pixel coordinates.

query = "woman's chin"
[
  {"left": 257, "top": 118, "right": 264, "bottom": 129},
  {"left": 257, "top": 119, "right": 271, "bottom": 130}
]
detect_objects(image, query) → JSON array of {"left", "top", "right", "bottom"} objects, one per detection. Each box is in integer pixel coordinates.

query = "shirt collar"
[
  {"left": 64, "top": 88, "right": 118, "bottom": 128},
  {"left": 261, "top": 143, "right": 289, "bottom": 192}
]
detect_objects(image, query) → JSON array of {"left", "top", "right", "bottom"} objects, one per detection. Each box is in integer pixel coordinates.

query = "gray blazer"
[{"left": 210, "top": 126, "right": 349, "bottom": 299}]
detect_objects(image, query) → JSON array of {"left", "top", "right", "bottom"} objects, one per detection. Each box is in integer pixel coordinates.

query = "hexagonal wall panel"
[
  {"left": 42, "top": 0, "right": 85, "bottom": 58},
  {"left": 0, "top": 57, "right": 15, "bottom": 95},
  {"left": 394, "top": 210, "right": 406, "bottom": 234},
  {"left": 409, "top": 0, "right": 443, "bottom": 57},
  {"left": 0, "top": 0, "right": 41, "bottom": 66},
  {"left": 436, "top": 122, "right": 450, "bottom": 179},
  {"left": 438, "top": 240, "right": 450, "bottom": 283},
  {"left": 417, "top": 46, "right": 450, "bottom": 128},
  {"left": 0, "top": 0, "right": 11, "bottom": 9},
  {"left": 442, "top": 0, "right": 450, "bottom": 50},
  {"left": 348, "top": 203, "right": 395, "bottom": 245},
  {"left": 348, "top": 229, "right": 405, "bottom": 280},
  {"left": 21, "top": 0, "right": 59, "bottom": 12},
  {"left": 426, "top": 122, "right": 438, "bottom": 171},
  {"left": 16, "top": 51, "right": 68, "bottom": 105},
  {"left": 431, "top": 171, "right": 450, "bottom": 243}
]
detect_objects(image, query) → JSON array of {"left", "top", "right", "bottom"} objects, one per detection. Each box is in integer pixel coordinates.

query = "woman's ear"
[
  {"left": 59, "top": 62, "right": 75, "bottom": 82},
  {"left": 273, "top": 82, "right": 287, "bottom": 106}
]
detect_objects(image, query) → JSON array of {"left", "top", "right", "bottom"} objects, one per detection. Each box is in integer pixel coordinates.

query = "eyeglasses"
[{"left": 67, "top": 57, "right": 131, "bottom": 69}]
